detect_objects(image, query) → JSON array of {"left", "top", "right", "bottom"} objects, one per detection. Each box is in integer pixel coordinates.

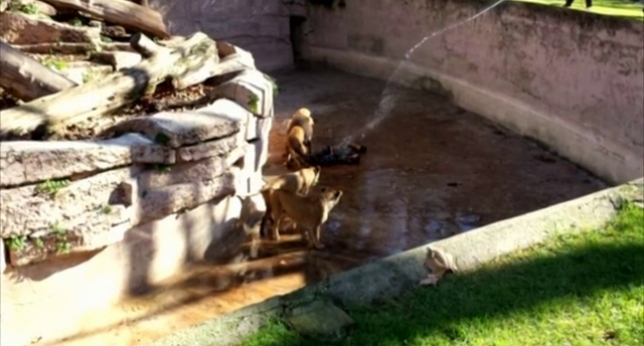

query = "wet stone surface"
[{"left": 49, "top": 67, "right": 607, "bottom": 346}]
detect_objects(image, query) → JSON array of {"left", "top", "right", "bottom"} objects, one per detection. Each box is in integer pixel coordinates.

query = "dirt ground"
[{"left": 46, "top": 67, "right": 607, "bottom": 346}]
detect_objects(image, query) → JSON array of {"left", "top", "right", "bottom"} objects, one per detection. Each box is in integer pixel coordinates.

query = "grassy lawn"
[
  {"left": 241, "top": 203, "right": 644, "bottom": 346},
  {"left": 514, "top": 0, "right": 644, "bottom": 19}
]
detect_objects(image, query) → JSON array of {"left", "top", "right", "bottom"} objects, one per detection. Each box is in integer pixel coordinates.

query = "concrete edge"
[
  {"left": 301, "top": 46, "right": 643, "bottom": 185},
  {"left": 147, "top": 177, "right": 643, "bottom": 346}
]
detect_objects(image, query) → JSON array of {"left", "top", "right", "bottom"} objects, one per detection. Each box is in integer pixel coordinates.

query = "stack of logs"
[
  {"left": 0, "top": 0, "right": 276, "bottom": 268},
  {"left": 0, "top": 0, "right": 267, "bottom": 139}
]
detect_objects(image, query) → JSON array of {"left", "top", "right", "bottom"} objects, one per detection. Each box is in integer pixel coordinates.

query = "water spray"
[{"left": 341, "top": 0, "right": 507, "bottom": 146}]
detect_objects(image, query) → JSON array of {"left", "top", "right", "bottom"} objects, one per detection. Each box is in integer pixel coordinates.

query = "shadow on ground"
[{"left": 242, "top": 226, "right": 644, "bottom": 346}]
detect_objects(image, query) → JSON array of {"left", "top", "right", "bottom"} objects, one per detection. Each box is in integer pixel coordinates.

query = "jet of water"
[{"left": 341, "top": 0, "right": 507, "bottom": 146}]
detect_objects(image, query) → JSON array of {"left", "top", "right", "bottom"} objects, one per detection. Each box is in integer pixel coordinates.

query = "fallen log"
[
  {"left": 13, "top": 42, "right": 134, "bottom": 54},
  {"left": 0, "top": 39, "right": 77, "bottom": 101},
  {"left": 0, "top": 10, "right": 101, "bottom": 44},
  {"left": 40, "top": 0, "right": 169, "bottom": 39},
  {"left": 0, "top": 32, "right": 220, "bottom": 138}
]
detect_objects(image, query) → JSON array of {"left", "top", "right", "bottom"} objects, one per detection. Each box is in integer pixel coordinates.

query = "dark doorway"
[{"left": 289, "top": 15, "right": 307, "bottom": 65}]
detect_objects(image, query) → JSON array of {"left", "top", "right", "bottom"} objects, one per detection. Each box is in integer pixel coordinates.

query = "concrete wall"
[
  {"left": 0, "top": 47, "right": 273, "bottom": 346},
  {"left": 149, "top": 0, "right": 306, "bottom": 71},
  {"left": 300, "top": 0, "right": 644, "bottom": 184}
]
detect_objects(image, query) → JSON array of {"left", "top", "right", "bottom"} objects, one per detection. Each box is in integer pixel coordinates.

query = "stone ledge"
[
  {"left": 1, "top": 143, "right": 250, "bottom": 237},
  {"left": 1, "top": 156, "right": 248, "bottom": 266},
  {"left": 112, "top": 103, "right": 243, "bottom": 148},
  {"left": 0, "top": 166, "right": 140, "bottom": 238},
  {"left": 135, "top": 170, "right": 237, "bottom": 225},
  {"left": 0, "top": 133, "right": 174, "bottom": 188},
  {"left": 4, "top": 209, "right": 131, "bottom": 267},
  {"left": 211, "top": 69, "right": 275, "bottom": 118},
  {"left": 176, "top": 131, "right": 245, "bottom": 163},
  {"left": 139, "top": 144, "right": 247, "bottom": 190},
  {"left": 0, "top": 129, "right": 255, "bottom": 241},
  {"left": 194, "top": 98, "right": 258, "bottom": 141}
]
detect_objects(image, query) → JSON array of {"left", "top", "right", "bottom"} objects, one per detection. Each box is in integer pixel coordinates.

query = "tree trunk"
[
  {"left": 0, "top": 40, "right": 77, "bottom": 102},
  {"left": 0, "top": 32, "right": 219, "bottom": 138},
  {"left": 41, "top": 0, "right": 169, "bottom": 39}
]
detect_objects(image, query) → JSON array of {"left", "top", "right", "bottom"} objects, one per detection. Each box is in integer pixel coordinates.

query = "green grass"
[
  {"left": 514, "top": 0, "right": 644, "bottom": 20},
  {"left": 242, "top": 203, "right": 644, "bottom": 346}
]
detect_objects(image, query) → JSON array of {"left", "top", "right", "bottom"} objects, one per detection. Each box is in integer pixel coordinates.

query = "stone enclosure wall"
[
  {"left": 148, "top": 0, "right": 307, "bottom": 72},
  {"left": 0, "top": 46, "right": 273, "bottom": 346},
  {"left": 299, "top": 0, "right": 644, "bottom": 184}
]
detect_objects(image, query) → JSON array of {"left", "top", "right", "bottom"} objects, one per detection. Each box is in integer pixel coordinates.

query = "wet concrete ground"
[{"left": 49, "top": 67, "right": 607, "bottom": 346}]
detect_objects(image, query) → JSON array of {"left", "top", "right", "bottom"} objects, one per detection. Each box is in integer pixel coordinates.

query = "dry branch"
[
  {"left": 0, "top": 39, "right": 77, "bottom": 101},
  {"left": 13, "top": 42, "right": 134, "bottom": 54},
  {"left": 0, "top": 32, "right": 220, "bottom": 138},
  {"left": 40, "top": 0, "right": 169, "bottom": 39}
]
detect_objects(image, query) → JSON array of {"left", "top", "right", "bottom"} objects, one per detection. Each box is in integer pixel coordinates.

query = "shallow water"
[{"left": 47, "top": 68, "right": 606, "bottom": 346}]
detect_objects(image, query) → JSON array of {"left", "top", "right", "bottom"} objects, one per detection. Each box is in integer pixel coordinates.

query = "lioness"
[
  {"left": 265, "top": 186, "right": 343, "bottom": 249},
  {"left": 259, "top": 166, "right": 322, "bottom": 238}
]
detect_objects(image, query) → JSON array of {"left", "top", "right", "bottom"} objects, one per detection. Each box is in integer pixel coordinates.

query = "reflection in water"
[{"left": 456, "top": 213, "right": 482, "bottom": 232}]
